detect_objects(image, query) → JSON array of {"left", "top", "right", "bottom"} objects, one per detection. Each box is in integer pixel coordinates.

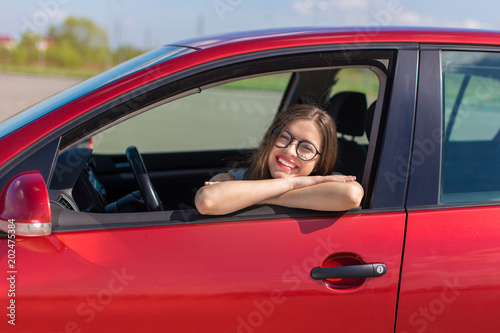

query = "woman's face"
[{"left": 267, "top": 119, "right": 323, "bottom": 179}]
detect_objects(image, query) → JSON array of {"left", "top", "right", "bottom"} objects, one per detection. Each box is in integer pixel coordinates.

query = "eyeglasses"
[{"left": 275, "top": 129, "right": 321, "bottom": 161}]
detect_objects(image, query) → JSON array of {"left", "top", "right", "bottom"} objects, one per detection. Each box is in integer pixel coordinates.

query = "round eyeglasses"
[{"left": 275, "top": 129, "right": 321, "bottom": 161}]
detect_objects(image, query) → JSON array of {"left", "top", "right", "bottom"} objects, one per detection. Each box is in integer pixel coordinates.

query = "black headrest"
[{"left": 326, "top": 92, "right": 367, "bottom": 137}]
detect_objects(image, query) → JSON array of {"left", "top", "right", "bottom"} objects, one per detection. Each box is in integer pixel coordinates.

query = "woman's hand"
[
  {"left": 261, "top": 175, "right": 363, "bottom": 212},
  {"left": 289, "top": 174, "right": 356, "bottom": 190},
  {"left": 195, "top": 175, "right": 293, "bottom": 215}
]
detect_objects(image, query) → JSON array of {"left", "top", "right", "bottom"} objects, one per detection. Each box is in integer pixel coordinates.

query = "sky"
[{"left": 2, "top": 0, "right": 500, "bottom": 50}]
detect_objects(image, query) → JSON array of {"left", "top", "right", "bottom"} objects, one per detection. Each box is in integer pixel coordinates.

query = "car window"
[
  {"left": 92, "top": 73, "right": 291, "bottom": 154},
  {"left": 51, "top": 47, "right": 397, "bottom": 224},
  {"left": 440, "top": 51, "right": 500, "bottom": 204}
]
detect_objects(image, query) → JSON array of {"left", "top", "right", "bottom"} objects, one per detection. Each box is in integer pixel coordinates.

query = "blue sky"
[{"left": 2, "top": 0, "right": 500, "bottom": 49}]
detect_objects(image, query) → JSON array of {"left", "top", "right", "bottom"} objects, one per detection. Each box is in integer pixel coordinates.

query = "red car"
[{"left": 2, "top": 27, "right": 500, "bottom": 332}]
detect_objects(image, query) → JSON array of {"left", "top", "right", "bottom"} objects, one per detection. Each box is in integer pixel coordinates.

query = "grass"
[
  {"left": 222, "top": 73, "right": 292, "bottom": 91},
  {"left": 211, "top": 69, "right": 380, "bottom": 111},
  {"left": 0, "top": 64, "right": 103, "bottom": 79}
]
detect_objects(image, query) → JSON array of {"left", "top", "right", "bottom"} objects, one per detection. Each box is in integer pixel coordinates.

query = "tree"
[
  {"left": 12, "top": 31, "right": 41, "bottom": 66},
  {"left": 48, "top": 16, "right": 110, "bottom": 68},
  {"left": 46, "top": 39, "right": 82, "bottom": 68},
  {"left": 10, "top": 16, "right": 145, "bottom": 72},
  {"left": 0, "top": 45, "right": 12, "bottom": 63}
]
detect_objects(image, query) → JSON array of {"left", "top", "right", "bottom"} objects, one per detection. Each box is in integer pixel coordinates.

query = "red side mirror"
[{"left": 0, "top": 171, "right": 51, "bottom": 237}]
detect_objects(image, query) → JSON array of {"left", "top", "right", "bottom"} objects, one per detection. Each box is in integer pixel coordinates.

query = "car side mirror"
[{"left": 0, "top": 171, "right": 52, "bottom": 237}]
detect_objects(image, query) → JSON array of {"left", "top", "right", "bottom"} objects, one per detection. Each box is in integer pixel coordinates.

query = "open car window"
[{"left": 47, "top": 49, "right": 394, "bottom": 231}]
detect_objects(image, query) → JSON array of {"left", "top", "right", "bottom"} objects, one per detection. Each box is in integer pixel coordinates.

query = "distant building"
[{"left": 0, "top": 35, "right": 15, "bottom": 51}]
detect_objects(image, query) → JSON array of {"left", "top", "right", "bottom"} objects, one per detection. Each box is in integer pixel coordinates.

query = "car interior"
[{"left": 43, "top": 50, "right": 392, "bottom": 227}]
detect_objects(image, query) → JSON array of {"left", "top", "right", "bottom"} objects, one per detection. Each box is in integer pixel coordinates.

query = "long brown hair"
[{"left": 245, "top": 104, "right": 338, "bottom": 180}]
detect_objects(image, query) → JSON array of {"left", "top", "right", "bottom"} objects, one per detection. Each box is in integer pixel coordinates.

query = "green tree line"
[{"left": 0, "top": 16, "right": 146, "bottom": 75}]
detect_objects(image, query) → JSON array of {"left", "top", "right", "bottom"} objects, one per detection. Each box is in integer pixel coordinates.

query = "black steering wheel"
[{"left": 125, "top": 146, "right": 163, "bottom": 211}]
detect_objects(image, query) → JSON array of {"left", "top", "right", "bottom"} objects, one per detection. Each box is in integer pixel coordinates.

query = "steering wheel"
[{"left": 125, "top": 146, "right": 163, "bottom": 211}]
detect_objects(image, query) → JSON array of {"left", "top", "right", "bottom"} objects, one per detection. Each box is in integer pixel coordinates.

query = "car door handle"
[{"left": 310, "top": 263, "right": 387, "bottom": 280}]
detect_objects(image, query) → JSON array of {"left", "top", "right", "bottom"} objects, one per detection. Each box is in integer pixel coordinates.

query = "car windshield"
[{"left": 0, "top": 45, "right": 195, "bottom": 139}]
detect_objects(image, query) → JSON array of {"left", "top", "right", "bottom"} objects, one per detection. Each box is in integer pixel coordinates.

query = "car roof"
[{"left": 170, "top": 26, "right": 500, "bottom": 50}]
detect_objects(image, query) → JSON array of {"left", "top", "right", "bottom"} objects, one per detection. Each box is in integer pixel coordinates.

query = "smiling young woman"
[{"left": 195, "top": 104, "right": 364, "bottom": 215}]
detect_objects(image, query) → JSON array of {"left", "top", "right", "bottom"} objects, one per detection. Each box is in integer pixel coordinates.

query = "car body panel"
[
  {"left": 397, "top": 207, "right": 500, "bottom": 332},
  {"left": 5, "top": 212, "right": 405, "bottom": 332}
]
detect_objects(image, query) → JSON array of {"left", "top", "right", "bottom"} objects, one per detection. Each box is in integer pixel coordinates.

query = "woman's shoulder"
[
  {"left": 228, "top": 168, "right": 248, "bottom": 180},
  {"left": 206, "top": 168, "right": 247, "bottom": 183},
  {"left": 208, "top": 172, "right": 236, "bottom": 182}
]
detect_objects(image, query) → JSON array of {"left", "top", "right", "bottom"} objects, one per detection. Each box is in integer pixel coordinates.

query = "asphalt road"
[{"left": 0, "top": 73, "right": 83, "bottom": 122}]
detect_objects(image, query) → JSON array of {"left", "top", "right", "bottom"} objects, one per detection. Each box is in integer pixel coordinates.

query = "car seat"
[{"left": 325, "top": 92, "right": 367, "bottom": 180}]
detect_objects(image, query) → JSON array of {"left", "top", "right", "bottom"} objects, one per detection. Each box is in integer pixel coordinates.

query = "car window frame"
[
  {"left": 65, "top": 46, "right": 401, "bottom": 229},
  {"left": 369, "top": 47, "right": 418, "bottom": 210}
]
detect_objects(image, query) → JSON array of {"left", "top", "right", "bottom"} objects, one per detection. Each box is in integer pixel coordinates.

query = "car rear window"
[{"left": 440, "top": 50, "right": 500, "bottom": 204}]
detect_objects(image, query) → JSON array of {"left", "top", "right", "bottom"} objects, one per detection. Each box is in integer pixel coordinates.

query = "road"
[{"left": 0, "top": 73, "right": 83, "bottom": 122}]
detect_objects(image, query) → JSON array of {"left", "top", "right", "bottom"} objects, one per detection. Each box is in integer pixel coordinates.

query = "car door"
[
  {"left": 0, "top": 46, "right": 417, "bottom": 332},
  {"left": 396, "top": 47, "right": 500, "bottom": 332}
]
